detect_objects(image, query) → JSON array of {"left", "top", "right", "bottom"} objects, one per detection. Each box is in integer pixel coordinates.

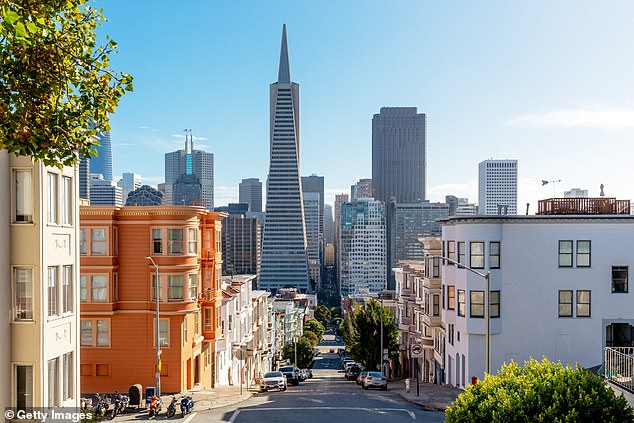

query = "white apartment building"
[
  {"left": 478, "top": 159, "right": 517, "bottom": 215},
  {"left": 440, "top": 199, "right": 634, "bottom": 388},
  {"left": 2, "top": 151, "right": 80, "bottom": 407}
]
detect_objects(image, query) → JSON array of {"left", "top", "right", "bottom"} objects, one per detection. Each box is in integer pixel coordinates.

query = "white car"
[{"left": 260, "top": 371, "right": 288, "bottom": 392}]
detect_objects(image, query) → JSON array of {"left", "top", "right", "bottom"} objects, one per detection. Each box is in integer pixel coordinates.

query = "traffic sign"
[{"left": 411, "top": 343, "right": 423, "bottom": 358}]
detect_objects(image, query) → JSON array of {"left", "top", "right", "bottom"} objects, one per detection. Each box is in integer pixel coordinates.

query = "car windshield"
[
  {"left": 264, "top": 372, "right": 283, "bottom": 378},
  {"left": 368, "top": 372, "right": 383, "bottom": 377},
  {"left": 279, "top": 367, "right": 294, "bottom": 372}
]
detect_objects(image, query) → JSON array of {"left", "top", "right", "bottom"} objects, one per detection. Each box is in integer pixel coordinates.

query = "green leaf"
[{"left": 4, "top": 10, "right": 20, "bottom": 25}]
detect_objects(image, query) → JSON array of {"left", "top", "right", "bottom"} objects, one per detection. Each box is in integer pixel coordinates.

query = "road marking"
[
  {"left": 228, "top": 407, "right": 415, "bottom": 420},
  {"left": 182, "top": 412, "right": 197, "bottom": 423}
]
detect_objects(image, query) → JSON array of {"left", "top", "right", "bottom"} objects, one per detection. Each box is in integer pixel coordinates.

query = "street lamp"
[
  {"left": 379, "top": 298, "right": 384, "bottom": 376},
  {"left": 145, "top": 256, "right": 161, "bottom": 397},
  {"left": 425, "top": 254, "right": 491, "bottom": 375},
  {"left": 293, "top": 336, "right": 298, "bottom": 367}
]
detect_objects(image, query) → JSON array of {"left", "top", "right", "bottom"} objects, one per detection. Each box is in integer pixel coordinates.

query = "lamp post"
[
  {"left": 379, "top": 298, "right": 384, "bottom": 375},
  {"left": 425, "top": 254, "right": 491, "bottom": 375},
  {"left": 145, "top": 256, "right": 161, "bottom": 397},
  {"left": 293, "top": 336, "right": 298, "bottom": 367}
]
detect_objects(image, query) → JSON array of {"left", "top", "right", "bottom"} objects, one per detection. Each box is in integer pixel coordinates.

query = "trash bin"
[
  {"left": 129, "top": 384, "right": 142, "bottom": 407},
  {"left": 145, "top": 387, "right": 156, "bottom": 407},
  {"left": 405, "top": 378, "right": 410, "bottom": 393}
]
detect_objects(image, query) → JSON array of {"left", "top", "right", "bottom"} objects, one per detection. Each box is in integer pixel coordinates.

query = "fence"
[{"left": 604, "top": 347, "right": 634, "bottom": 393}]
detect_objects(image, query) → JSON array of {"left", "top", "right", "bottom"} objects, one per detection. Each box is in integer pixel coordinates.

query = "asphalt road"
[{"left": 196, "top": 354, "right": 445, "bottom": 423}]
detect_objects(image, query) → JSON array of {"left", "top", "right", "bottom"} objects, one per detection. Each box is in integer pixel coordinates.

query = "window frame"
[
  {"left": 90, "top": 228, "right": 108, "bottom": 256},
  {"left": 15, "top": 364, "right": 33, "bottom": 409},
  {"left": 188, "top": 228, "right": 198, "bottom": 255},
  {"left": 576, "top": 290, "right": 591, "bottom": 317},
  {"left": 47, "top": 266, "right": 59, "bottom": 318},
  {"left": 457, "top": 242, "right": 465, "bottom": 265},
  {"left": 612, "top": 266, "right": 628, "bottom": 293},
  {"left": 558, "top": 290, "right": 573, "bottom": 317},
  {"left": 469, "top": 241, "right": 485, "bottom": 269},
  {"left": 490, "top": 290, "right": 500, "bottom": 318},
  {"left": 13, "top": 169, "right": 33, "bottom": 224},
  {"left": 448, "top": 241, "right": 456, "bottom": 265},
  {"left": 168, "top": 228, "right": 184, "bottom": 255},
  {"left": 558, "top": 240, "right": 573, "bottom": 268},
  {"left": 62, "top": 265, "right": 73, "bottom": 313},
  {"left": 47, "top": 172, "right": 58, "bottom": 225},
  {"left": 489, "top": 241, "right": 500, "bottom": 269},
  {"left": 469, "top": 290, "right": 485, "bottom": 318},
  {"left": 61, "top": 176, "right": 73, "bottom": 226},
  {"left": 447, "top": 285, "right": 456, "bottom": 310},
  {"left": 156, "top": 318, "right": 169, "bottom": 347},
  {"left": 79, "top": 229, "right": 87, "bottom": 255},
  {"left": 90, "top": 275, "right": 108, "bottom": 302},
  {"left": 168, "top": 274, "right": 184, "bottom": 300},
  {"left": 576, "top": 240, "right": 591, "bottom": 268},
  {"left": 188, "top": 274, "right": 198, "bottom": 300},
  {"left": 13, "top": 267, "right": 33, "bottom": 321},
  {"left": 457, "top": 289, "right": 465, "bottom": 317},
  {"left": 152, "top": 228, "right": 163, "bottom": 255}
]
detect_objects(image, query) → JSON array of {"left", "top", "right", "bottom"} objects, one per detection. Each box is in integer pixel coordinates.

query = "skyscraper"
[
  {"left": 91, "top": 130, "right": 114, "bottom": 182},
  {"left": 351, "top": 178, "right": 372, "bottom": 201},
  {"left": 478, "top": 159, "right": 518, "bottom": 215},
  {"left": 78, "top": 155, "right": 90, "bottom": 200},
  {"left": 259, "top": 25, "right": 310, "bottom": 293},
  {"left": 303, "top": 192, "right": 321, "bottom": 290},
  {"left": 239, "top": 178, "right": 263, "bottom": 212},
  {"left": 117, "top": 172, "right": 141, "bottom": 204},
  {"left": 90, "top": 174, "right": 123, "bottom": 206}
]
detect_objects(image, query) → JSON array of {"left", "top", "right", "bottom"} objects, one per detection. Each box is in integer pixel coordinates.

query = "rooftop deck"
[{"left": 537, "top": 197, "right": 631, "bottom": 215}]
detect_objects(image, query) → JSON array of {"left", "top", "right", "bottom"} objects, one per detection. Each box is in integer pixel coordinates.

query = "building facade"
[
  {"left": 259, "top": 24, "right": 310, "bottom": 293},
  {"left": 303, "top": 192, "right": 321, "bottom": 290},
  {"left": 164, "top": 135, "right": 214, "bottom": 209},
  {"left": 351, "top": 178, "right": 372, "bottom": 201},
  {"left": 79, "top": 205, "right": 225, "bottom": 394},
  {"left": 477, "top": 159, "right": 517, "bottom": 215},
  {"left": 117, "top": 172, "right": 141, "bottom": 205},
  {"left": 91, "top": 131, "right": 113, "bottom": 182},
  {"left": 2, "top": 151, "right": 81, "bottom": 408},
  {"left": 222, "top": 214, "right": 261, "bottom": 277},
  {"left": 89, "top": 174, "right": 123, "bottom": 206},
  {"left": 125, "top": 185, "right": 164, "bottom": 206},
  {"left": 239, "top": 178, "right": 263, "bottom": 213}
]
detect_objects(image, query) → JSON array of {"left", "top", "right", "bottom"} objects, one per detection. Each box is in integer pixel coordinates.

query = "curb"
[{"left": 395, "top": 391, "right": 448, "bottom": 412}]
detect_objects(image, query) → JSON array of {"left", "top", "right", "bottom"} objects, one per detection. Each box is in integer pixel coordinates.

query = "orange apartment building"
[{"left": 79, "top": 205, "right": 225, "bottom": 394}]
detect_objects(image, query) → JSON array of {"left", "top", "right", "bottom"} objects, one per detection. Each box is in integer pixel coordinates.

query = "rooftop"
[{"left": 537, "top": 197, "right": 631, "bottom": 215}]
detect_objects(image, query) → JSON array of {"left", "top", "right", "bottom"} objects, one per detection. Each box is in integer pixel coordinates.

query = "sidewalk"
[{"left": 392, "top": 380, "right": 462, "bottom": 412}]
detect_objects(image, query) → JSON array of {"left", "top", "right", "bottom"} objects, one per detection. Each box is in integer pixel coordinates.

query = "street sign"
[{"left": 411, "top": 343, "right": 424, "bottom": 358}]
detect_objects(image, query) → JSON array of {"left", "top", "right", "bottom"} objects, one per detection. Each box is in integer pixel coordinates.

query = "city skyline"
[{"left": 97, "top": 1, "right": 634, "bottom": 211}]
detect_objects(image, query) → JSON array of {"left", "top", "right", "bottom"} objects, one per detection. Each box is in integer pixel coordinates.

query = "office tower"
[
  {"left": 91, "top": 130, "right": 114, "bottom": 182},
  {"left": 118, "top": 172, "right": 141, "bottom": 204},
  {"left": 164, "top": 132, "right": 214, "bottom": 209},
  {"left": 125, "top": 185, "right": 164, "bottom": 206},
  {"left": 2, "top": 151, "right": 80, "bottom": 407},
  {"left": 478, "top": 159, "right": 518, "bottom": 215},
  {"left": 303, "top": 192, "right": 321, "bottom": 290},
  {"left": 324, "top": 204, "right": 334, "bottom": 246},
  {"left": 339, "top": 198, "right": 386, "bottom": 296},
  {"left": 302, "top": 174, "right": 324, "bottom": 287},
  {"left": 564, "top": 188, "right": 588, "bottom": 198},
  {"left": 334, "top": 194, "right": 349, "bottom": 282},
  {"left": 259, "top": 25, "right": 310, "bottom": 293},
  {"left": 351, "top": 178, "right": 372, "bottom": 201},
  {"left": 445, "top": 195, "right": 478, "bottom": 216},
  {"left": 89, "top": 174, "right": 123, "bottom": 206},
  {"left": 390, "top": 201, "right": 449, "bottom": 268},
  {"left": 222, "top": 209, "right": 261, "bottom": 277},
  {"left": 372, "top": 107, "right": 426, "bottom": 204},
  {"left": 78, "top": 155, "right": 90, "bottom": 200},
  {"left": 239, "top": 178, "right": 263, "bottom": 212}
]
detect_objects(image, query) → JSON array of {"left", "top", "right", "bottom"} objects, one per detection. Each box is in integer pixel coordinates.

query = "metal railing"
[
  {"left": 538, "top": 198, "right": 631, "bottom": 215},
  {"left": 604, "top": 347, "right": 634, "bottom": 393}
]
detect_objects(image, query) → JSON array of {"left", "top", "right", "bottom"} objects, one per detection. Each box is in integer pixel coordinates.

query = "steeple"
[{"left": 277, "top": 24, "right": 291, "bottom": 83}]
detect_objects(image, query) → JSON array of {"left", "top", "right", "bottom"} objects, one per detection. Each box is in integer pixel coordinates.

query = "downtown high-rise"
[
  {"left": 258, "top": 25, "right": 310, "bottom": 293},
  {"left": 478, "top": 159, "right": 518, "bottom": 215}
]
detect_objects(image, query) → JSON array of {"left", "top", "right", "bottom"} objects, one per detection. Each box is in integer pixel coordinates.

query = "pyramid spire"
[{"left": 277, "top": 24, "right": 291, "bottom": 83}]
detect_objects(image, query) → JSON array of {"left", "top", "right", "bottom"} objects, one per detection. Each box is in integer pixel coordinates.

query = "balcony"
[
  {"left": 604, "top": 347, "right": 634, "bottom": 394},
  {"left": 537, "top": 197, "right": 631, "bottom": 215}
]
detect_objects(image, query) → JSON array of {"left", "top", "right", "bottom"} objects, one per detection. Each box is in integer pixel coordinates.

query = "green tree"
[
  {"left": 1, "top": 0, "right": 133, "bottom": 166},
  {"left": 304, "top": 318, "right": 325, "bottom": 342},
  {"left": 446, "top": 358, "right": 634, "bottom": 423},
  {"left": 314, "top": 305, "right": 332, "bottom": 326},
  {"left": 282, "top": 338, "right": 314, "bottom": 369},
  {"left": 341, "top": 299, "right": 398, "bottom": 371},
  {"left": 302, "top": 330, "right": 318, "bottom": 347}
]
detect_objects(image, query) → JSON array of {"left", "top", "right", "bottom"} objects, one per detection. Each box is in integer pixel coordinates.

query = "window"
[
  {"left": 457, "top": 290, "right": 465, "bottom": 317},
  {"left": 48, "top": 357, "right": 59, "bottom": 406},
  {"left": 228, "top": 314, "right": 233, "bottom": 331},
  {"left": 448, "top": 241, "right": 456, "bottom": 263},
  {"left": 158, "top": 318, "right": 169, "bottom": 346},
  {"left": 448, "top": 324, "right": 454, "bottom": 345},
  {"left": 168, "top": 275, "right": 184, "bottom": 300},
  {"left": 188, "top": 274, "right": 198, "bottom": 300},
  {"left": 151, "top": 274, "right": 163, "bottom": 301},
  {"left": 91, "top": 228, "right": 107, "bottom": 255},
  {"left": 216, "top": 306, "right": 222, "bottom": 329},
  {"left": 113, "top": 273, "right": 118, "bottom": 302},
  {"left": 470, "top": 291, "right": 484, "bottom": 318},
  {"left": 96, "top": 320, "right": 110, "bottom": 346},
  {"left": 81, "top": 320, "right": 92, "bottom": 346},
  {"left": 16, "top": 365, "right": 33, "bottom": 409},
  {"left": 63, "top": 352, "right": 74, "bottom": 400},
  {"left": 577, "top": 290, "right": 591, "bottom": 317},
  {"left": 490, "top": 242, "right": 500, "bottom": 269},
  {"left": 62, "top": 176, "right": 72, "bottom": 225},
  {"left": 558, "top": 290, "right": 573, "bottom": 317},
  {"left": 48, "top": 266, "right": 59, "bottom": 317},
  {"left": 576, "top": 241, "right": 591, "bottom": 267},
  {"left": 432, "top": 257, "right": 440, "bottom": 278},
  {"left": 91, "top": 275, "right": 108, "bottom": 302},
  {"left": 490, "top": 290, "right": 500, "bottom": 318},
  {"left": 215, "top": 229, "right": 222, "bottom": 252},
  {"left": 81, "top": 319, "right": 110, "bottom": 347},
  {"left": 168, "top": 228, "right": 183, "bottom": 255},
  {"left": 183, "top": 316, "right": 188, "bottom": 345},
  {"left": 14, "top": 170, "right": 33, "bottom": 223},
  {"left": 47, "top": 172, "right": 58, "bottom": 224},
  {"left": 470, "top": 242, "right": 484, "bottom": 269},
  {"left": 558, "top": 240, "right": 573, "bottom": 267},
  {"left": 80, "top": 229, "right": 87, "bottom": 255},
  {"left": 612, "top": 266, "right": 628, "bottom": 293},
  {"left": 152, "top": 228, "right": 163, "bottom": 254},
  {"left": 204, "top": 308, "right": 212, "bottom": 331},
  {"left": 188, "top": 228, "right": 197, "bottom": 254},
  {"left": 433, "top": 294, "right": 440, "bottom": 316},
  {"left": 447, "top": 285, "right": 455, "bottom": 310},
  {"left": 62, "top": 265, "right": 73, "bottom": 313},
  {"left": 195, "top": 312, "right": 199, "bottom": 335},
  {"left": 457, "top": 242, "right": 465, "bottom": 265},
  {"left": 80, "top": 276, "right": 87, "bottom": 302},
  {"left": 14, "top": 267, "right": 33, "bottom": 320}
]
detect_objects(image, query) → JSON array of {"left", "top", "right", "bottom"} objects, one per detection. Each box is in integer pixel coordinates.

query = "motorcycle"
[
  {"left": 107, "top": 391, "right": 129, "bottom": 420},
  {"left": 166, "top": 396, "right": 177, "bottom": 418},
  {"left": 148, "top": 395, "right": 162, "bottom": 418},
  {"left": 180, "top": 395, "right": 194, "bottom": 418},
  {"left": 93, "top": 393, "right": 110, "bottom": 419}
]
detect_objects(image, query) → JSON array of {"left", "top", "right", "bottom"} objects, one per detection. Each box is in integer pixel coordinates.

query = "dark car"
[
  {"left": 345, "top": 365, "right": 362, "bottom": 381},
  {"left": 279, "top": 366, "right": 300, "bottom": 386}
]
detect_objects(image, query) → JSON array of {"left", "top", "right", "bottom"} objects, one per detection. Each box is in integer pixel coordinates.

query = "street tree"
[
  {"left": 314, "top": 305, "right": 332, "bottom": 326},
  {"left": 341, "top": 299, "right": 398, "bottom": 371},
  {"left": 304, "top": 318, "right": 325, "bottom": 341},
  {"left": 282, "top": 338, "right": 314, "bottom": 369},
  {"left": 302, "top": 330, "right": 318, "bottom": 347},
  {"left": 446, "top": 358, "right": 634, "bottom": 423},
  {"left": 0, "top": 0, "right": 133, "bottom": 166}
]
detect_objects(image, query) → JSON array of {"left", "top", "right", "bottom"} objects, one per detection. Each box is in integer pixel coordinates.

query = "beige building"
[{"left": 2, "top": 151, "right": 81, "bottom": 408}]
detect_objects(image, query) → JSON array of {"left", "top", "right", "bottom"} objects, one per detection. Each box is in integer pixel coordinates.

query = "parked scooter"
[
  {"left": 180, "top": 395, "right": 194, "bottom": 418},
  {"left": 148, "top": 395, "right": 162, "bottom": 418},
  {"left": 165, "top": 396, "right": 177, "bottom": 418}
]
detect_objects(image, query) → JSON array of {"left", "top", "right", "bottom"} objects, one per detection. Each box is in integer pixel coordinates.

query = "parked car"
[
  {"left": 357, "top": 371, "right": 368, "bottom": 385},
  {"left": 305, "top": 368, "right": 313, "bottom": 379},
  {"left": 345, "top": 365, "right": 362, "bottom": 381},
  {"left": 343, "top": 361, "right": 357, "bottom": 371},
  {"left": 279, "top": 366, "right": 301, "bottom": 386},
  {"left": 260, "top": 371, "right": 287, "bottom": 392},
  {"left": 299, "top": 369, "right": 308, "bottom": 381},
  {"left": 341, "top": 358, "right": 354, "bottom": 370},
  {"left": 362, "top": 371, "right": 388, "bottom": 390}
]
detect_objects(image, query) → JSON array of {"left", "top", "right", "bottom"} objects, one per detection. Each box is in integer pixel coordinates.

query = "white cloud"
[
  {"left": 506, "top": 106, "right": 634, "bottom": 130},
  {"left": 138, "top": 125, "right": 158, "bottom": 132}
]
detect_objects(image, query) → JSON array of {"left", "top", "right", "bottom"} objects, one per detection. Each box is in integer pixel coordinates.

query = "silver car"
[
  {"left": 260, "top": 371, "right": 287, "bottom": 392},
  {"left": 362, "top": 371, "right": 387, "bottom": 390}
]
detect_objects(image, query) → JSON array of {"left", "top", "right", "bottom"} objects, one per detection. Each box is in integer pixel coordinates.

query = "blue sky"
[{"left": 98, "top": 0, "right": 634, "bottom": 211}]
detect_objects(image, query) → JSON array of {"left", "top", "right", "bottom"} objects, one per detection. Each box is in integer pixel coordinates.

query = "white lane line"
[
  {"left": 229, "top": 407, "right": 416, "bottom": 420},
  {"left": 183, "top": 412, "right": 197, "bottom": 423}
]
